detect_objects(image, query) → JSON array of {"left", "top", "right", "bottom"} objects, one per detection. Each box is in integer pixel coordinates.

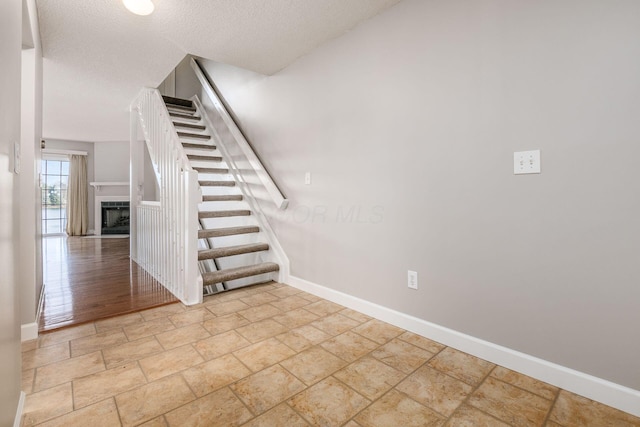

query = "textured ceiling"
[{"left": 36, "top": 0, "right": 402, "bottom": 142}]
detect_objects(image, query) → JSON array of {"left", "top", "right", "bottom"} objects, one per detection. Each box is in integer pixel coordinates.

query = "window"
[{"left": 42, "top": 159, "right": 69, "bottom": 235}]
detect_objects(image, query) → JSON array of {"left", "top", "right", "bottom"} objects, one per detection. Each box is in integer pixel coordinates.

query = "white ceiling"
[{"left": 36, "top": 0, "right": 403, "bottom": 142}]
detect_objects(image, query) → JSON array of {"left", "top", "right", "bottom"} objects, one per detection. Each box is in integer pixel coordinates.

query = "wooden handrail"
[{"left": 190, "top": 58, "right": 289, "bottom": 210}]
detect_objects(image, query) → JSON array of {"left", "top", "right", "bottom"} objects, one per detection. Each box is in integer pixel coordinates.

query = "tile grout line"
[
  {"left": 24, "top": 284, "right": 639, "bottom": 426},
  {"left": 227, "top": 384, "right": 259, "bottom": 420},
  {"left": 442, "top": 364, "right": 508, "bottom": 426},
  {"left": 132, "top": 301, "right": 342, "bottom": 422},
  {"left": 337, "top": 328, "right": 449, "bottom": 425},
  {"left": 112, "top": 396, "right": 125, "bottom": 427},
  {"left": 282, "top": 401, "right": 312, "bottom": 427},
  {"left": 334, "top": 373, "right": 402, "bottom": 425},
  {"left": 542, "top": 387, "right": 563, "bottom": 426},
  {"left": 489, "top": 373, "right": 559, "bottom": 403},
  {"left": 228, "top": 300, "right": 374, "bottom": 425},
  {"left": 377, "top": 344, "right": 454, "bottom": 422},
  {"left": 417, "top": 346, "right": 497, "bottom": 392}
]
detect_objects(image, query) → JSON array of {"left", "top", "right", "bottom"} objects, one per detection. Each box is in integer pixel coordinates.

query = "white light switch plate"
[
  {"left": 514, "top": 150, "right": 540, "bottom": 174},
  {"left": 304, "top": 172, "right": 311, "bottom": 185},
  {"left": 407, "top": 270, "right": 418, "bottom": 290}
]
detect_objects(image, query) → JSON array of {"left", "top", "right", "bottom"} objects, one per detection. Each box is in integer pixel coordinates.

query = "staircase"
[{"left": 162, "top": 95, "right": 279, "bottom": 295}]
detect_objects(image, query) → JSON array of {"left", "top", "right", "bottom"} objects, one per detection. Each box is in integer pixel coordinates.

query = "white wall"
[
  {"left": 94, "top": 141, "right": 130, "bottom": 182},
  {"left": 198, "top": 0, "right": 640, "bottom": 391},
  {"left": 0, "top": 0, "right": 24, "bottom": 422},
  {"left": 142, "top": 143, "right": 158, "bottom": 201},
  {"left": 175, "top": 55, "right": 202, "bottom": 100},
  {"left": 20, "top": 0, "right": 43, "bottom": 333},
  {"left": 93, "top": 141, "right": 130, "bottom": 204}
]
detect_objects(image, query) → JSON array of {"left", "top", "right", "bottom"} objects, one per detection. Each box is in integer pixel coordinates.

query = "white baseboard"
[
  {"left": 13, "top": 392, "right": 25, "bottom": 427},
  {"left": 21, "top": 322, "right": 38, "bottom": 342},
  {"left": 287, "top": 275, "right": 640, "bottom": 418}
]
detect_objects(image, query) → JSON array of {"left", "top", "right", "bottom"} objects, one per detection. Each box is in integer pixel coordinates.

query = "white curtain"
[{"left": 66, "top": 155, "right": 88, "bottom": 236}]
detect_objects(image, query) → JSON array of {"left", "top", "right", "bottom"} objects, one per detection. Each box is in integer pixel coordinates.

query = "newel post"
[
  {"left": 183, "top": 170, "right": 202, "bottom": 305},
  {"left": 129, "top": 105, "right": 142, "bottom": 262}
]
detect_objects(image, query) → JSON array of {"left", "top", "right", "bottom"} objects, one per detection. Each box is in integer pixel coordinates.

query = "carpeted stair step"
[
  {"left": 166, "top": 104, "right": 196, "bottom": 113},
  {"left": 183, "top": 142, "right": 216, "bottom": 150},
  {"left": 194, "top": 167, "right": 229, "bottom": 174},
  {"left": 178, "top": 132, "right": 210, "bottom": 140},
  {"left": 198, "top": 225, "right": 259, "bottom": 239},
  {"left": 198, "top": 243, "right": 269, "bottom": 260},
  {"left": 187, "top": 154, "right": 223, "bottom": 162},
  {"left": 199, "top": 180, "right": 235, "bottom": 187},
  {"left": 173, "top": 122, "right": 206, "bottom": 131},
  {"left": 202, "top": 195, "right": 243, "bottom": 202},
  {"left": 202, "top": 262, "right": 279, "bottom": 286},
  {"left": 170, "top": 111, "right": 201, "bottom": 121},
  {"left": 162, "top": 96, "right": 193, "bottom": 108},
  {"left": 199, "top": 210, "right": 251, "bottom": 218}
]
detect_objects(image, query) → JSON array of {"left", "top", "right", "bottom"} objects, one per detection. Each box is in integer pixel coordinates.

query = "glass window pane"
[
  {"left": 42, "top": 159, "right": 71, "bottom": 235},
  {"left": 45, "top": 174, "right": 60, "bottom": 187},
  {"left": 47, "top": 161, "right": 61, "bottom": 175},
  {"left": 47, "top": 189, "right": 62, "bottom": 207},
  {"left": 47, "top": 208, "right": 61, "bottom": 219}
]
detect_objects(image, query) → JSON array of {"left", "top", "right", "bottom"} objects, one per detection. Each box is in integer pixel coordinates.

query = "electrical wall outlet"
[{"left": 407, "top": 270, "right": 418, "bottom": 290}]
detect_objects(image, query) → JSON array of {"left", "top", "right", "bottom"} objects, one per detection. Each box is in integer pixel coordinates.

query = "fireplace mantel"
[{"left": 90, "top": 181, "right": 129, "bottom": 191}]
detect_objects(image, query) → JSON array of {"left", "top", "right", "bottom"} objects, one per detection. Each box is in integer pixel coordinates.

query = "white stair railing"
[{"left": 131, "top": 88, "right": 202, "bottom": 305}]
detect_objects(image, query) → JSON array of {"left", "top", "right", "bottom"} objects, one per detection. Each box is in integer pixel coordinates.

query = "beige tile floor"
[{"left": 21, "top": 282, "right": 640, "bottom": 427}]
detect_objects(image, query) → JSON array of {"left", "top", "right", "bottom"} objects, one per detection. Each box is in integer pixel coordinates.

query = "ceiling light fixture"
[{"left": 123, "top": 0, "right": 155, "bottom": 16}]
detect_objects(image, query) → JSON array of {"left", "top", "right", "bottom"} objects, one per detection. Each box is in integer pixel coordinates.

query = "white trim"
[
  {"left": 13, "top": 392, "right": 25, "bottom": 427},
  {"left": 287, "top": 275, "right": 640, "bottom": 418},
  {"left": 90, "top": 181, "right": 129, "bottom": 191},
  {"left": 42, "top": 148, "right": 87, "bottom": 156},
  {"left": 21, "top": 323, "right": 38, "bottom": 342},
  {"left": 36, "top": 282, "right": 45, "bottom": 324}
]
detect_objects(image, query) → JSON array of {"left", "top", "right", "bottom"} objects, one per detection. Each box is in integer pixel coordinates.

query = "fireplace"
[{"left": 101, "top": 201, "right": 130, "bottom": 235}]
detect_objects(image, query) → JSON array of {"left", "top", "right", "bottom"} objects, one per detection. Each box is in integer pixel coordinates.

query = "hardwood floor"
[{"left": 40, "top": 236, "right": 177, "bottom": 332}]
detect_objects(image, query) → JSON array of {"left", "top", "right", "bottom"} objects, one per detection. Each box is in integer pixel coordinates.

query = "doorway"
[{"left": 41, "top": 157, "right": 69, "bottom": 235}]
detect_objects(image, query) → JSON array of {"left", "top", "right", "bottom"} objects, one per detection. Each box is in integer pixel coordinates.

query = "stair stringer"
[{"left": 191, "top": 95, "right": 290, "bottom": 286}]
